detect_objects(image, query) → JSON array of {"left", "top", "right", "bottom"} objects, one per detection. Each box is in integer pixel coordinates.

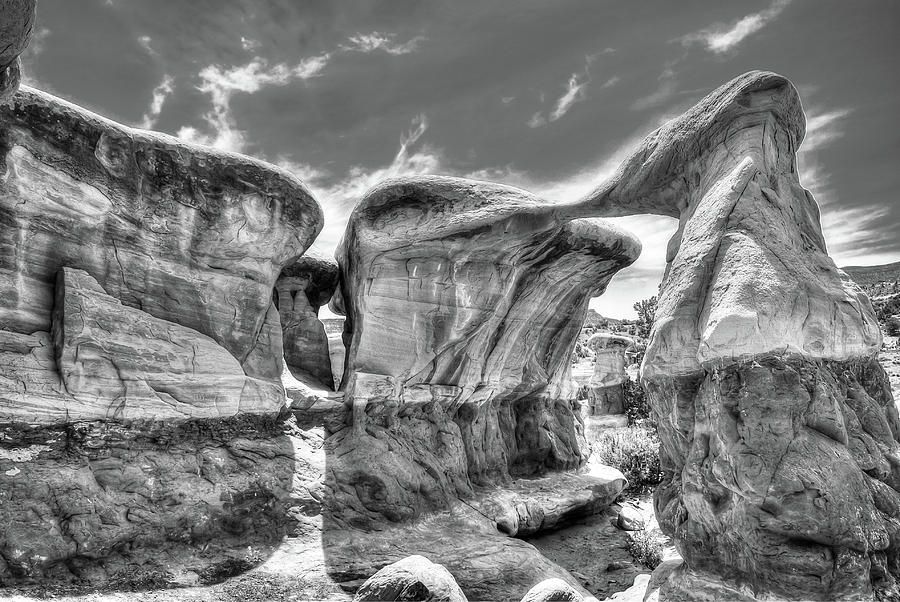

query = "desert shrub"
[
  {"left": 633, "top": 296, "right": 658, "bottom": 339},
  {"left": 591, "top": 425, "right": 662, "bottom": 493},
  {"left": 575, "top": 383, "right": 590, "bottom": 401},
  {"left": 887, "top": 317, "right": 900, "bottom": 337},
  {"left": 627, "top": 529, "right": 664, "bottom": 569},
  {"left": 622, "top": 377, "right": 652, "bottom": 426}
]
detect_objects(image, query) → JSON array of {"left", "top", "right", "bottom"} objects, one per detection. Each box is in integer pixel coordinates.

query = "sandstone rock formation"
[
  {"left": 0, "top": 85, "right": 325, "bottom": 584},
  {"left": 352, "top": 555, "right": 467, "bottom": 602},
  {"left": 1, "top": 86, "right": 322, "bottom": 422},
  {"left": 574, "top": 71, "right": 896, "bottom": 600},
  {"left": 0, "top": 0, "right": 35, "bottom": 103},
  {"left": 328, "top": 176, "right": 639, "bottom": 525},
  {"left": 586, "top": 333, "right": 634, "bottom": 417},
  {"left": 276, "top": 253, "right": 339, "bottom": 388},
  {"left": 323, "top": 176, "right": 637, "bottom": 598}
]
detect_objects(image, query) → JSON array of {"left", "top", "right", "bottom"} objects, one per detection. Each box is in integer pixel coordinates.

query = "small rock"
[
  {"left": 519, "top": 578, "right": 584, "bottom": 602},
  {"left": 616, "top": 505, "right": 646, "bottom": 531},
  {"left": 353, "top": 555, "right": 467, "bottom": 602},
  {"left": 606, "top": 561, "right": 630, "bottom": 572}
]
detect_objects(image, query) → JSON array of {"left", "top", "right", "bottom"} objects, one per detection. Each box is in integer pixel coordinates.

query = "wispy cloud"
[
  {"left": 680, "top": 0, "right": 792, "bottom": 54},
  {"left": 137, "top": 74, "right": 174, "bottom": 130},
  {"left": 137, "top": 35, "right": 157, "bottom": 57},
  {"left": 18, "top": 26, "right": 50, "bottom": 87},
  {"left": 177, "top": 54, "right": 329, "bottom": 152},
  {"left": 631, "top": 66, "right": 678, "bottom": 111},
  {"left": 241, "top": 37, "right": 260, "bottom": 52},
  {"left": 797, "top": 105, "right": 852, "bottom": 208},
  {"left": 529, "top": 56, "right": 617, "bottom": 128},
  {"left": 821, "top": 204, "right": 897, "bottom": 266},
  {"left": 341, "top": 32, "right": 425, "bottom": 55},
  {"left": 282, "top": 114, "right": 443, "bottom": 254},
  {"left": 801, "top": 107, "right": 852, "bottom": 153}
]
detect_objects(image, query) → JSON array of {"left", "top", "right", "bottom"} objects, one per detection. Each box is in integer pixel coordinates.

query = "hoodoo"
[{"left": 576, "top": 71, "right": 894, "bottom": 601}]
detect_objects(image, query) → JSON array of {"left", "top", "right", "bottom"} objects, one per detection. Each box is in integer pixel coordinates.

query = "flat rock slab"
[
  {"left": 50, "top": 267, "right": 283, "bottom": 421},
  {"left": 469, "top": 465, "right": 626, "bottom": 537}
]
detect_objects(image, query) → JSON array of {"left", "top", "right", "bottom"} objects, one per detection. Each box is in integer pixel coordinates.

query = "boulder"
[
  {"left": 575, "top": 71, "right": 896, "bottom": 600},
  {"left": 352, "top": 555, "right": 467, "bottom": 602},
  {"left": 0, "top": 86, "right": 322, "bottom": 423},
  {"left": 0, "top": 0, "right": 35, "bottom": 103},
  {"left": 616, "top": 505, "right": 645, "bottom": 532},
  {"left": 520, "top": 577, "right": 584, "bottom": 602}
]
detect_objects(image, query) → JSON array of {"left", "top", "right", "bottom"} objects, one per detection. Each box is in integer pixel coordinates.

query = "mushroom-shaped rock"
[
  {"left": 0, "top": 0, "right": 35, "bottom": 103},
  {"left": 353, "top": 555, "right": 467, "bottom": 602},
  {"left": 329, "top": 176, "right": 639, "bottom": 523},
  {"left": 570, "top": 71, "right": 894, "bottom": 600},
  {"left": 0, "top": 86, "right": 322, "bottom": 422},
  {"left": 586, "top": 333, "right": 636, "bottom": 416},
  {"left": 520, "top": 578, "right": 584, "bottom": 602},
  {"left": 276, "top": 252, "right": 340, "bottom": 388}
]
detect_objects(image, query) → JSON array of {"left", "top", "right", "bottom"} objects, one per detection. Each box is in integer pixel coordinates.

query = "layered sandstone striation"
[
  {"left": 575, "top": 71, "right": 895, "bottom": 600},
  {"left": 0, "top": 86, "right": 324, "bottom": 583},
  {"left": 329, "top": 176, "right": 639, "bottom": 526},
  {"left": 1, "top": 86, "right": 322, "bottom": 422}
]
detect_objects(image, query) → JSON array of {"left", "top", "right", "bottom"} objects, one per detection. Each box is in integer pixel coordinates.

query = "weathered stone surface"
[
  {"left": 276, "top": 253, "right": 339, "bottom": 389},
  {"left": 520, "top": 578, "right": 584, "bottom": 602},
  {"left": 576, "top": 71, "right": 895, "bottom": 599},
  {"left": 586, "top": 334, "right": 634, "bottom": 417},
  {"left": 324, "top": 501, "right": 595, "bottom": 602},
  {"left": 0, "top": 86, "right": 322, "bottom": 423},
  {"left": 47, "top": 267, "right": 283, "bottom": 420},
  {"left": 0, "top": 414, "right": 297, "bottom": 583},
  {"left": 0, "top": 0, "right": 35, "bottom": 103},
  {"left": 469, "top": 465, "right": 625, "bottom": 537},
  {"left": 352, "top": 555, "right": 467, "bottom": 602},
  {"left": 615, "top": 505, "right": 645, "bottom": 532},
  {"left": 329, "top": 176, "right": 639, "bottom": 526}
]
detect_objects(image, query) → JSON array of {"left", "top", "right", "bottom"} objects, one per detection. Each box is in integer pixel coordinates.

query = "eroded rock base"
[
  {"left": 0, "top": 413, "right": 298, "bottom": 586},
  {"left": 650, "top": 354, "right": 900, "bottom": 601}
]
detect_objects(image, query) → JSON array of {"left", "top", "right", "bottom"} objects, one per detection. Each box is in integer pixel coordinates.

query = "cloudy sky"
[{"left": 20, "top": 0, "right": 900, "bottom": 318}]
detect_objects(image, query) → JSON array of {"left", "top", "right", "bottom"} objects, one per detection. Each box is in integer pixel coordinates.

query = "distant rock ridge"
[{"left": 842, "top": 261, "right": 900, "bottom": 299}]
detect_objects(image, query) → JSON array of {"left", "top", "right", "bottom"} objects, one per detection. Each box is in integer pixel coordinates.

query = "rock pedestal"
[
  {"left": 586, "top": 333, "right": 635, "bottom": 416},
  {"left": 328, "top": 176, "right": 640, "bottom": 527},
  {"left": 575, "top": 71, "right": 896, "bottom": 600}
]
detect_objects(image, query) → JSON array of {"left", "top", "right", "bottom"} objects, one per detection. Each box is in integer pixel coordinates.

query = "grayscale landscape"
[{"left": 1, "top": 1, "right": 899, "bottom": 601}]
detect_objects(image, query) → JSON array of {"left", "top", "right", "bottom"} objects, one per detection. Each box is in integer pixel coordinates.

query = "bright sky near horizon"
[{"left": 20, "top": 0, "right": 900, "bottom": 319}]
